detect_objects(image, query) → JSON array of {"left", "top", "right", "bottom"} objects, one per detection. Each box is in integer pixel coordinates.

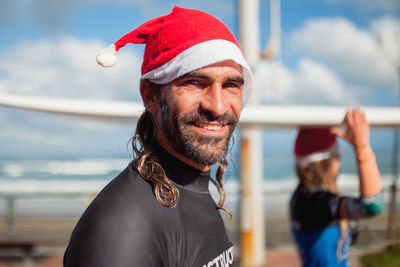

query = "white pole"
[
  {"left": 269, "top": 0, "right": 281, "bottom": 103},
  {"left": 238, "top": 0, "right": 265, "bottom": 266}
]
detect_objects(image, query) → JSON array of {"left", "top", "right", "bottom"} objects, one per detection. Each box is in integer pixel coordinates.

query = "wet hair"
[
  {"left": 131, "top": 81, "right": 231, "bottom": 213},
  {"left": 131, "top": 109, "right": 180, "bottom": 207}
]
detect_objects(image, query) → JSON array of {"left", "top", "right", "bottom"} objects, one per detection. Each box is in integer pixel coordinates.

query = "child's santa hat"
[
  {"left": 96, "top": 6, "right": 253, "bottom": 105},
  {"left": 294, "top": 128, "right": 338, "bottom": 168}
]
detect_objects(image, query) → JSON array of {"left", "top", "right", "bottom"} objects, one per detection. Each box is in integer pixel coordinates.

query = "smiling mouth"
[{"left": 194, "top": 122, "right": 225, "bottom": 131}]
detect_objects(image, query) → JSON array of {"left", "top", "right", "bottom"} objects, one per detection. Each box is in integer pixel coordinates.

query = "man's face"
[{"left": 154, "top": 60, "right": 244, "bottom": 167}]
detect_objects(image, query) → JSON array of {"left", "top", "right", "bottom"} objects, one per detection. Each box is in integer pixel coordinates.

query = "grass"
[{"left": 360, "top": 243, "right": 400, "bottom": 267}]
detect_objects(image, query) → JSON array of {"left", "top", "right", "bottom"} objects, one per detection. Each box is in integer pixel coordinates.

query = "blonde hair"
[{"left": 296, "top": 157, "right": 338, "bottom": 191}]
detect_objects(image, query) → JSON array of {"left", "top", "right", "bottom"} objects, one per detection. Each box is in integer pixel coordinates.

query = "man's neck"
[{"left": 155, "top": 136, "right": 212, "bottom": 172}]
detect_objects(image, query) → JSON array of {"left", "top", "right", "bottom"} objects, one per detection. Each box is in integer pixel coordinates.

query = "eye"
[
  {"left": 224, "top": 82, "right": 239, "bottom": 88},
  {"left": 180, "top": 79, "right": 207, "bottom": 89},
  {"left": 183, "top": 79, "right": 201, "bottom": 85},
  {"left": 223, "top": 82, "right": 242, "bottom": 93}
]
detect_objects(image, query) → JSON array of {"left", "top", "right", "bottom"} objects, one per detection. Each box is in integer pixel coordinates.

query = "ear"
[{"left": 140, "top": 80, "right": 158, "bottom": 114}]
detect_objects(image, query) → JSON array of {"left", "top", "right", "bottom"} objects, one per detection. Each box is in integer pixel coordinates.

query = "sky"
[{"left": 0, "top": 0, "right": 399, "bottom": 170}]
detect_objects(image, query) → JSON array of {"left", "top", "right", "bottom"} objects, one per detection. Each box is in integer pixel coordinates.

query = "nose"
[{"left": 199, "top": 83, "right": 228, "bottom": 118}]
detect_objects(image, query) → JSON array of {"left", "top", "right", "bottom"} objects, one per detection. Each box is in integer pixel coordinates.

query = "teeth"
[
  {"left": 197, "top": 123, "right": 222, "bottom": 130},
  {"left": 203, "top": 125, "right": 221, "bottom": 130}
]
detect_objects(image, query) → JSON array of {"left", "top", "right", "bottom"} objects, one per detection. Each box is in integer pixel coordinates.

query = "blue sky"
[{"left": 0, "top": 0, "right": 399, "bottom": 166}]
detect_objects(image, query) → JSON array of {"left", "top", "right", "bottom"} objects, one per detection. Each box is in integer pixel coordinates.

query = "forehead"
[
  {"left": 160, "top": 59, "right": 244, "bottom": 90},
  {"left": 194, "top": 60, "right": 243, "bottom": 77}
]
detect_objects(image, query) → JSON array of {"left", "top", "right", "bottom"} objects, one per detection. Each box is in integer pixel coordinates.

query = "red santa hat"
[
  {"left": 96, "top": 6, "right": 253, "bottom": 105},
  {"left": 294, "top": 128, "right": 338, "bottom": 168}
]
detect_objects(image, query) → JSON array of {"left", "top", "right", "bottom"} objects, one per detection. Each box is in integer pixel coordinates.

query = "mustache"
[{"left": 178, "top": 111, "right": 238, "bottom": 125}]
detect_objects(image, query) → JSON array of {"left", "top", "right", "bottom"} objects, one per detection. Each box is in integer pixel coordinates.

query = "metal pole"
[
  {"left": 387, "top": 65, "right": 400, "bottom": 243},
  {"left": 386, "top": 129, "right": 399, "bottom": 242},
  {"left": 269, "top": 0, "right": 281, "bottom": 103},
  {"left": 238, "top": 0, "right": 265, "bottom": 266},
  {"left": 6, "top": 195, "right": 16, "bottom": 235}
]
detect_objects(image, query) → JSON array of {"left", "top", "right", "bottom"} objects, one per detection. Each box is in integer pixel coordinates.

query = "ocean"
[{"left": 0, "top": 154, "right": 396, "bottom": 219}]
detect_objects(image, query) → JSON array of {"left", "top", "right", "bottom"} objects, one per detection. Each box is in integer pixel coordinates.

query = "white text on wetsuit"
[{"left": 203, "top": 247, "right": 234, "bottom": 267}]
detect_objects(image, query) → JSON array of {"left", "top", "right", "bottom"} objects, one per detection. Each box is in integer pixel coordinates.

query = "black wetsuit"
[
  {"left": 64, "top": 145, "right": 233, "bottom": 267},
  {"left": 290, "top": 184, "right": 383, "bottom": 266},
  {"left": 290, "top": 185, "right": 351, "bottom": 266}
]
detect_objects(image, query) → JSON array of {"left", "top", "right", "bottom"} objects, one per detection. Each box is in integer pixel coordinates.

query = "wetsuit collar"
[{"left": 154, "top": 142, "right": 211, "bottom": 193}]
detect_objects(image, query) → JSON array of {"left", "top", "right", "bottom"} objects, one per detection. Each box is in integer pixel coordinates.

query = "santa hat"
[
  {"left": 294, "top": 128, "right": 338, "bottom": 168},
  {"left": 96, "top": 6, "right": 253, "bottom": 105}
]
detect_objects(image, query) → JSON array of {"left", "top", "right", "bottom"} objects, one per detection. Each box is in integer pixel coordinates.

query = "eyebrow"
[
  {"left": 227, "top": 76, "right": 245, "bottom": 85},
  {"left": 180, "top": 71, "right": 245, "bottom": 85}
]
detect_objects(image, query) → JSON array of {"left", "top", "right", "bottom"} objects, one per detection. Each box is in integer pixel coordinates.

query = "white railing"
[{"left": 1, "top": 94, "right": 400, "bottom": 127}]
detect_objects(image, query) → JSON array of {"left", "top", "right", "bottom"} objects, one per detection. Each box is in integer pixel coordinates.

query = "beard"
[{"left": 158, "top": 96, "right": 238, "bottom": 166}]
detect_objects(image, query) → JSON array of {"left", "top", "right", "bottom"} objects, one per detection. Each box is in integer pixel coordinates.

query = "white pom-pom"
[{"left": 96, "top": 44, "right": 117, "bottom": 67}]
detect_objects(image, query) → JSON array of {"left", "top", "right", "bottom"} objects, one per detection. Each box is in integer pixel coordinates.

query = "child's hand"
[{"left": 330, "top": 109, "right": 370, "bottom": 152}]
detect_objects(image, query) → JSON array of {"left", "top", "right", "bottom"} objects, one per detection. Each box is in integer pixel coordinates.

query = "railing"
[
  {"left": 1, "top": 94, "right": 400, "bottom": 127},
  {"left": 0, "top": 184, "right": 397, "bottom": 235},
  {"left": 0, "top": 192, "right": 96, "bottom": 235}
]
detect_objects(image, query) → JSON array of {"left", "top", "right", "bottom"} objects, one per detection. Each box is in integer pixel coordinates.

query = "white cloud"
[
  {"left": 257, "top": 16, "right": 400, "bottom": 106},
  {"left": 0, "top": 37, "right": 141, "bottom": 159},
  {"left": 255, "top": 59, "right": 355, "bottom": 105},
  {"left": 254, "top": 61, "right": 293, "bottom": 104},
  {"left": 292, "top": 58, "right": 353, "bottom": 104},
  {"left": 286, "top": 17, "right": 398, "bottom": 103},
  {"left": 0, "top": 37, "right": 142, "bottom": 101},
  {"left": 371, "top": 16, "right": 400, "bottom": 66}
]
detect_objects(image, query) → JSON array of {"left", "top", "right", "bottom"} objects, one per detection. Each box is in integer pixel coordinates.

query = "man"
[{"left": 64, "top": 6, "right": 252, "bottom": 267}]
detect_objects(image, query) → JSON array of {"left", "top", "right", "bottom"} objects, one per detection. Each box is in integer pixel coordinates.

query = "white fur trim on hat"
[
  {"left": 141, "top": 39, "right": 253, "bottom": 106},
  {"left": 296, "top": 143, "right": 339, "bottom": 168}
]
